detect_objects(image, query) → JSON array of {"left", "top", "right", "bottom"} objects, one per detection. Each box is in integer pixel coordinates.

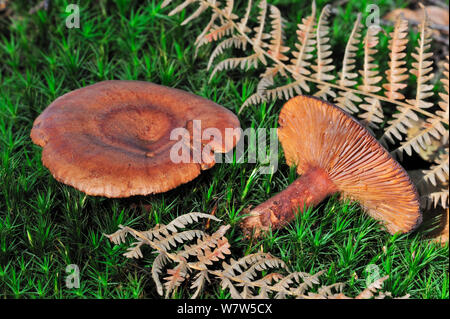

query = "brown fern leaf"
[
  {"left": 190, "top": 270, "right": 210, "bottom": 299},
  {"left": 335, "top": 13, "right": 363, "bottom": 114},
  {"left": 223, "top": 0, "right": 238, "bottom": 19},
  {"left": 381, "top": 5, "right": 434, "bottom": 146},
  {"left": 104, "top": 225, "right": 130, "bottom": 245},
  {"left": 405, "top": 58, "right": 449, "bottom": 210},
  {"left": 312, "top": 4, "right": 335, "bottom": 100},
  {"left": 273, "top": 271, "right": 324, "bottom": 298},
  {"left": 241, "top": 69, "right": 301, "bottom": 110},
  {"left": 198, "top": 237, "right": 231, "bottom": 265},
  {"left": 438, "top": 56, "right": 449, "bottom": 120},
  {"left": 207, "top": 35, "right": 248, "bottom": 70},
  {"left": 359, "top": 98, "right": 384, "bottom": 131},
  {"left": 164, "top": 261, "right": 188, "bottom": 298},
  {"left": 220, "top": 277, "right": 243, "bottom": 298},
  {"left": 123, "top": 241, "right": 145, "bottom": 259},
  {"left": 395, "top": 118, "right": 448, "bottom": 160},
  {"left": 177, "top": 224, "right": 230, "bottom": 259},
  {"left": 195, "top": 1, "right": 236, "bottom": 45},
  {"left": 153, "top": 229, "right": 206, "bottom": 251},
  {"left": 142, "top": 212, "right": 220, "bottom": 241},
  {"left": 220, "top": 252, "right": 273, "bottom": 276},
  {"left": 252, "top": 272, "right": 284, "bottom": 298},
  {"left": 181, "top": 1, "right": 209, "bottom": 26},
  {"left": 421, "top": 149, "right": 449, "bottom": 207},
  {"left": 152, "top": 253, "right": 170, "bottom": 296},
  {"left": 161, "top": 0, "right": 173, "bottom": 9},
  {"left": 428, "top": 185, "right": 449, "bottom": 210},
  {"left": 398, "top": 55, "right": 449, "bottom": 161},
  {"left": 392, "top": 28, "right": 442, "bottom": 160},
  {"left": 240, "top": 1, "right": 317, "bottom": 112},
  {"left": 383, "top": 15, "right": 409, "bottom": 101},
  {"left": 165, "top": 0, "right": 448, "bottom": 139},
  {"left": 355, "top": 276, "right": 407, "bottom": 299},
  {"left": 251, "top": 0, "right": 269, "bottom": 50},
  {"left": 167, "top": 0, "right": 195, "bottom": 17},
  {"left": 357, "top": 26, "right": 384, "bottom": 130},
  {"left": 106, "top": 213, "right": 232, "bottom": 298},
  {"left": 234, "top": 255, "right": 288, "bottom": 281},
  {"left": 237, "top": 0, "right": 252, "bottom": 33},
  {"left": 267, "top": 4, "right": 289, "bottom": 63},
  {"left": 217, "top": 255, "right": 398, "bottom": 299},
  {"left": 406, "top": 4, "right": 435, "bottom": 110},
  {"left": 306, "top": 282, "right": 346, "bottom": 299},
  {"left": 188, "top": 231, "right": 231, "bottom": 269},
  {"left": 405, "top": 119, "right": 448, "bottom": 162},
  {"left": 108, "top": 212, "right": 408, "bottom": 299},
  {"left": 194, "top": 13, "right": 219, "bottom": 55},
  {"left": 245, "top": 4, "right": 290, "bottom": 105},
  {"left": 205, "top": 21, "right": 235, "bottom": 42},
  {"left": 210, "top": 53, "right": 260, "bottom": 80},
  {"left": 357, "top": 24, "right": 382, "bottom": 90},
  {"left": 191, "top": 1, "right": 239, "bottom": 54},
  {"left": 271, "top": 79, "right": 306, "bottom": 97},
  {"left": 218, "top": 254, "right": 292, "bottom": 298},
  {"left": 289, "top": 0, "right": 316, "bottom": 80}
]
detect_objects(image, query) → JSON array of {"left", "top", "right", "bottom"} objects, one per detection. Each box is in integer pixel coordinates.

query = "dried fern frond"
[
  {"left": 106, "top": 213, "right": 231, "bottom": 298},
  {"left": 241, "top": 0, "right": 317, "bottom": 111},
  {"left": 251, "top": 0, "right": 269, "bottom": 50},
  {"left": 164, "top": 261, "right": 188, "bottom": 298},
  {"left": 421, "top": 149, "right": 449, "bottom": 208},
  {"left": 267, "top": 5, "right": 289, "bottom": 63},
  {"left": 152, "top": 252, "right": 170, "bottom": 296},
  {"left": 194, "top": 13, "right": 219, "bottom": 55},
  {"left": 406, "top": 4, "right": 435, "bottom": 110},
  {"left": 191, "top": 270, "right": 211, "bottom": 298},
  {"left": 210, "top": 53, "right": 260, "bottom": 80},
  {"left": 383, "top": 15, "right": 409, "bottom": 101},
  {"left": 396, "top": 118, "right": 448, "bottom": 160},
  {"left": 163, "top": 0, "right": 447, "bottom": 124},
  {"left": 409, "top": 56, "right": 449, "bottom": 211},
  {"left": 107, "top": 212, "right": 408, "bottom": 299},
  {"left": 289, "top": 0, "right": 316, "bottom": 78},
  {"left": 406, "top": 55, "right": 449, "bottom": 164},
  {"left": 438, "top": 56, "right": 449, "bottom": 120},
  {"left": 207, "top": 35, "right": 248, "bottom": 70},
  {"left": 220, "top": 252, "right": 271, "bottom": 276},
  {"left": 167, "top": 0, "right": 197, "bottom": 20},
  {"left": 177, "top": 224, "right": 229, "bottom": 259},
  {"left": 357, "top": 25, "right": 384, "bottom": 130},
  {"left": 311, "top": 4, "right": 335, "bottom": 100},
  {"left": 382, "top": 4, "right": 435, "bottom": 146}
]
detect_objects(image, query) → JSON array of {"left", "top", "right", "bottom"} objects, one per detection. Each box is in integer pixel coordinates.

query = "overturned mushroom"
[
  {"left": 31, "top": 81, "right": 241, "bottom": 197},
  {"left": 241, "top": 96, "right": 422, "bottom": 237}
]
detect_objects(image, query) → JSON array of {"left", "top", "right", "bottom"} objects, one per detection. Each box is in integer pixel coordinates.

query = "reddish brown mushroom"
[
  {"left": 31, "top": 80, "right": 241, "bottom": 198},
  {"left": 241, "top": 96, "right": 422, "bottom": 237}
]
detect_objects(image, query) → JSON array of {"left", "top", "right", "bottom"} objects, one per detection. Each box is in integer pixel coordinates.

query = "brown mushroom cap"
[
  {"left": 277, "top": 96, "right": 421, "bottom": 234},
  {"left": 31, "top": 81, "right": 241, "bottom": 198}
]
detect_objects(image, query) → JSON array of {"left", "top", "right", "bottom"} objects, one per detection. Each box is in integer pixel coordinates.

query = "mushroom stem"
[{"left": 241, "top": 167, "right": 338, "bottom": 237}]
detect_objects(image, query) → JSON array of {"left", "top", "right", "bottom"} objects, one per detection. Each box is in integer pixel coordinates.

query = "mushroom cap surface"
[
  {"left": 31, "top": 81, "right": 241, "bottom": 197},
  {"left": 277, "top": 96, "right": 422, "bottom": 234}
]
